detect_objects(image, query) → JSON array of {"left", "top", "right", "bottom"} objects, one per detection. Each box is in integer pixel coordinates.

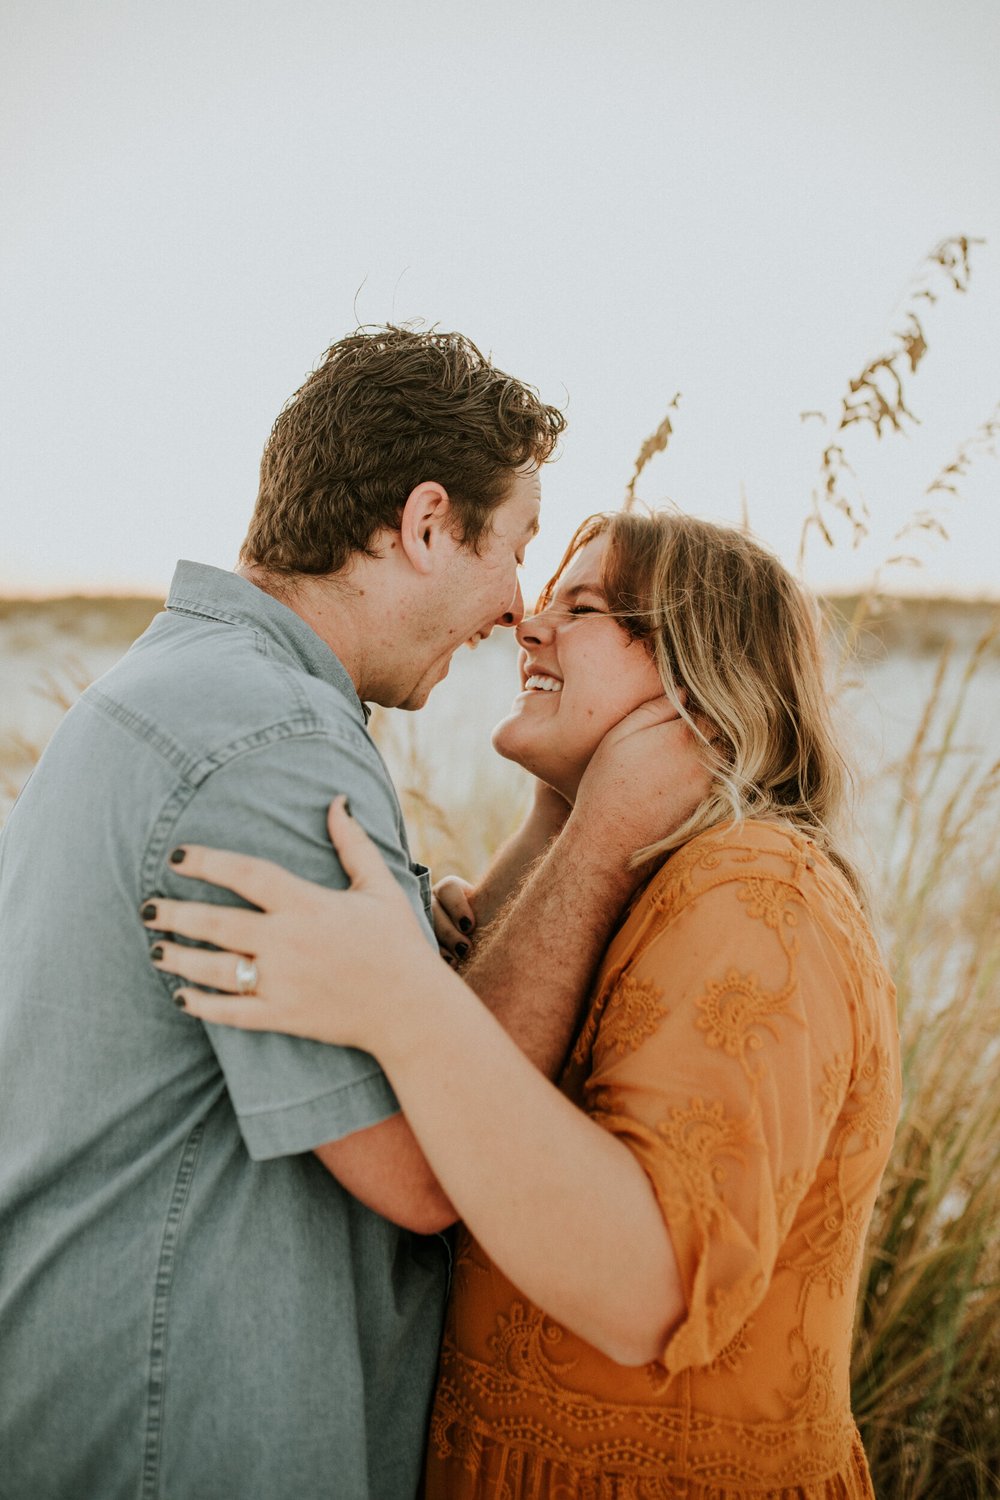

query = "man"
[{"left": 0, "top": 327, "right": 693, "bottom": 1499}]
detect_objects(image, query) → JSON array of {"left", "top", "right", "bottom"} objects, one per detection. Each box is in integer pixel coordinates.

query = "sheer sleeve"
[{"left": 583, "top": 844, "right": 857, "bottom": 1374}]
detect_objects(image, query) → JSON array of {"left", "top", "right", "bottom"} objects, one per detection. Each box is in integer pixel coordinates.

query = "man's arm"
[
  {"left": 462, "top": 782, "right": 570, "bottom": 931},
  {"left": 152, "top": 728, "right": 458, "bottom": 1231},
  {"left": 456, "top": 702, "right": 712, "bottom": 1078},
  {"left": 312, "top": 793, "right": 625, "bottom": 1227},
  {"left": 312, "top": 786, "right": 569, "bottom": 1227},
  {"left": 314, "top": 1115, "right": 456, "bottom": 1233}
]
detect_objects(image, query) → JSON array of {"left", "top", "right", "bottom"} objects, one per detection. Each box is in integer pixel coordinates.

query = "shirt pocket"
[{"left": 410, "top": 861, "right": 433, "bottom": 925}]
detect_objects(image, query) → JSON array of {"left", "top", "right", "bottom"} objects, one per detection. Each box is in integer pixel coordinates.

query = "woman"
[{"left": 144, "top": 510, "right": 899, "bottom": 1497}]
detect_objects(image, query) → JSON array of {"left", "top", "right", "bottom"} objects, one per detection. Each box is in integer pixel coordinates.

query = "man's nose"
[{"left": 497, "top": 577, "right": 525, "bottom": 629}]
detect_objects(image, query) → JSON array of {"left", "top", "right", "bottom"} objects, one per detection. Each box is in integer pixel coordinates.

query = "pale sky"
[{"left": 2, "top": 0, "right": 998, "bottom": 602}]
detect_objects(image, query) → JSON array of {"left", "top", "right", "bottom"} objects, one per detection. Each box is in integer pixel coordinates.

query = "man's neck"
[{"left": 236, "top": 561, "right": 404, "bottom": 704}]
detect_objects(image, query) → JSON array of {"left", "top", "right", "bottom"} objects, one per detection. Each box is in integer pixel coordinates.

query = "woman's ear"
[{"left": 398, "top": 482, "right": 454, "bottom": 576}]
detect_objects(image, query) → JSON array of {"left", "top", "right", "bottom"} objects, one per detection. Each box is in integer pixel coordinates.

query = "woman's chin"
[
  {"left": 490, "top": 715, "right": 529, "bottom": 766},
  {"left": 490, "top": 719, "right": 579, "bottom": 799},
  {"left": 491, "top": 716, "right": 550, "bottom": 775}
]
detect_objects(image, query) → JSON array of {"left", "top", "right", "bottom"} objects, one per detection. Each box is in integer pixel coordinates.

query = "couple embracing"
[{"left": 0, "top": 326, "right": 898, "bottom": 1499}]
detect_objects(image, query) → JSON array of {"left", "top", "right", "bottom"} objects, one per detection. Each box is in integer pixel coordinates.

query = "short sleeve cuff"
[
  {"left": 235, "top": 1067, "right": 401, "bottom": 1160},
  {"left": 590, "top": 1105, "right": 771, "bottom": 1375}
]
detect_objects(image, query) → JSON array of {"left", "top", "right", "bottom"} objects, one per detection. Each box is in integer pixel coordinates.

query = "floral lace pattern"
[{"left": 425, "top": 823, "right": 900, "bottom": 1500}]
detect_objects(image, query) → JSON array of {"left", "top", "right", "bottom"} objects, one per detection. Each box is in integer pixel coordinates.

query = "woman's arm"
[
  {"left": 146, "top": 801, "right": 685, "bottom": 1365},
  {"left": 368, "top": 934, "right": 685, "bottom": 1366}
]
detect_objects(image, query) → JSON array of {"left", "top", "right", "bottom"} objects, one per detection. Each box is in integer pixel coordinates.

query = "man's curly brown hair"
[{"left": 241, "top": 325, "right": 566, "bottom": 577}]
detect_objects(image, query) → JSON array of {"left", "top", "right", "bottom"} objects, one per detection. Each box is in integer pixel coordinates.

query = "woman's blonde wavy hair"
[{"left": 539, "top": 509, "right": 864, "bottom": 900}]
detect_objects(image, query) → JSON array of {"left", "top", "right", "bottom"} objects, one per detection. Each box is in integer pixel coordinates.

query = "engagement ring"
[{"left": 234, "top": 957, "right": 259, "bottom": 995}]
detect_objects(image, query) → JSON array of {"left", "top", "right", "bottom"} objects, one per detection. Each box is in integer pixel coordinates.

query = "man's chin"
[
  {"left": 395, "top": 657, "right": 453, "bottom": 711},
  {"left": 397, "top": 687, "right": 433, "bottom": 712}
]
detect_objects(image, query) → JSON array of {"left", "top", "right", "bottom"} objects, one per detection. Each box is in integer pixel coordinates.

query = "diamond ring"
[{"left": 234, "top": 957, "right": 259, "bottom": 996}]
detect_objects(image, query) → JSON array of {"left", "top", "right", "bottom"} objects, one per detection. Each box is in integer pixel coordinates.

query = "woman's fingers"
[
  {"left": 141, "top": 897, "right": 264, "bottom": 953},
  {"left": 325, "top": 797, "right": 401, "bottom": 895},
  {"left": 432, "top": 898, "right": 463, "bottom": 954},
  {"left": 434, "top": 876, "right": 476, "bottom": 935},
  {"left": 174, "top": 991, "right": 274, "bottom": 1031},
  {"left": 168, "top": 844, "right": 302, "bottom": 910},
  {"left": 150, "top": 938, "right": 256, "bottom": 994},
  {"left": 432, "top": 876, "right": 475, "bottom": 960}
]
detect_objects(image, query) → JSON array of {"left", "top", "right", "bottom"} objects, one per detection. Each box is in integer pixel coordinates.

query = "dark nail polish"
[
  {"left": 141, "top": 903, "right": 157, "bottom": 922},
  {"left": 173, "top": 993, "right": 187, "bottom": 1010},
  {"left": 169, "top": 848, "right": 186, "bottom": 865},
  {"left": 150, "top": 945, "right": 164, "bottom": 961},
  {"left": 458, "top": 917, "right": 473, "bottom": 934},
  {"left": 343, "top": 798, "right": 352, "bottom": 818},
  {"left": 455, "top": 941, "right": 469, "bottom": 959}
]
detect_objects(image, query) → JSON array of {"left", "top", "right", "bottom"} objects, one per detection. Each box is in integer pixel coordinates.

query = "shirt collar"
[{"left": 166, "top": 561, "right": 368, "bottom": 721}]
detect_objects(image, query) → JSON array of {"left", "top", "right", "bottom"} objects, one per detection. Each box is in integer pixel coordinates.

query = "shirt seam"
[
  {"left": 137, "top": 721, "right": 392, "bottom": 904},
  {"left": 142, "top": 1120, "right": 205, "bottom": 1500},
  {"left": 166, "top": 594, "right": 274, "bottom": 632},
  {"left": 85, "top": 685, "right": 374, "bottom": 788},
  {"left": 166, "top": 587, "right": 365, "bottom": 718}
]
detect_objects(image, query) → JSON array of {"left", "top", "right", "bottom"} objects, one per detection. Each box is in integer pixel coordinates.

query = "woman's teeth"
[{"left": 525, "top": 675, "right": 562, "bottom": 692}]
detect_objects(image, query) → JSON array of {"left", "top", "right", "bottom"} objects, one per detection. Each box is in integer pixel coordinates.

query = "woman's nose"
[{"left": 515, "top": 609, "right": 553, "bottom": 647}]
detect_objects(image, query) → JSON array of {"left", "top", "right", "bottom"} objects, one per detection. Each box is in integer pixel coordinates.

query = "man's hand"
[{"left": 569, "top": 696, "right": 712, "bottom": 877}]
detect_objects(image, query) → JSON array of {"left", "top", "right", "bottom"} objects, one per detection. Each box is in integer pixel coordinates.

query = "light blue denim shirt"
[{"left": 0, "top": 563, "right": 448, "bottom": 1500}]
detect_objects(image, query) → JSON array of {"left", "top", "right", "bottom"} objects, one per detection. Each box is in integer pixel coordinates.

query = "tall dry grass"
[{"left": 847, "top": 626, "right": 1000, "bottom": 1496}]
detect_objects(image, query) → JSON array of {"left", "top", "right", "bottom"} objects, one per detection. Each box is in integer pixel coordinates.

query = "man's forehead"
[
  {"left": 517, "top": 460, "right": 541, "bottom": 498},
  {"left": 507, "top": 462, "right": 542, "bottom": 529}
]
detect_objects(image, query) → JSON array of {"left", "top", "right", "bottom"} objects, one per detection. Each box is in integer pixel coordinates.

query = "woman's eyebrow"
[{"left": 557, "top": 581, "right": 608, "bottom": 603}]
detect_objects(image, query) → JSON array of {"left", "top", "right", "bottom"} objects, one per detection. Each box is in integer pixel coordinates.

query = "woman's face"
[{"left": 491, "top": 534, "right": 666, "bottom": 801}]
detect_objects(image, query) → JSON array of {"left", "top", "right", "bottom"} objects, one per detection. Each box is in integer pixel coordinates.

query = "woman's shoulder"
[
  {"left": 639, "top": 818, "right": 868, "bottom": 935},
  {"left": 651, "top": 817, "right": 819, "bottom": 886},
  {"left": 617, "top": 820, "right": 893, "bottom": 1020}
]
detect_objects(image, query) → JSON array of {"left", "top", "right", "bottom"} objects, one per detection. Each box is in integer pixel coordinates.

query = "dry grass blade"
[
  {"left": 623, "top": 393, "right": 681, "bottom": 511},
  {"left": 799, "top": 236, "right": 984, "bottom": 579},
  {"left": 926, "top": 399, "right": 1000, "bottom": 500}
]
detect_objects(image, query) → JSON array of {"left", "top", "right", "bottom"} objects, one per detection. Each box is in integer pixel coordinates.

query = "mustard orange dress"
[{"left": 424, "top": 822, "right": 900, "bottom": 1499}]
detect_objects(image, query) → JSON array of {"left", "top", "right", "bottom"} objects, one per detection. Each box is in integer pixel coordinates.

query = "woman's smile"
[
  {"left": 519, "top": 669, "right": 563, "bottom": 696},
  {"left": 492, "top": 535, "right": 665, "bottom": 801}
]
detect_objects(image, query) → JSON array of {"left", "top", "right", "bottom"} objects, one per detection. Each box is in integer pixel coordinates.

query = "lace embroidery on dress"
[
  {"left": 433, "top": 1328, "right": 866, "bottom": 1490},
  {"left": 593, "top": 974, "right": 669, "bottom": 1062},
  {"left": 425, "top": 824, "right": 897, "bottom": 1500},
  {"left": 652, "top": 1097, "right": 754, "bottom": 1227},
  {"left": 693, "top": 967, "right": 792, "bottom": 1070}
]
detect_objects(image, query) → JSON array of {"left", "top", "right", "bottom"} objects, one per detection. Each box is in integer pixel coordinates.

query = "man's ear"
[{"left": 398, "top": 482, "right": 455, "bottom": 576}]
